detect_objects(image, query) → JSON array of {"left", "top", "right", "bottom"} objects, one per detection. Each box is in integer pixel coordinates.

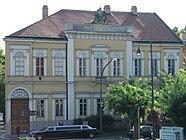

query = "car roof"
[{"left": 47, "top": 125, "right": 90, "bottom": 128}]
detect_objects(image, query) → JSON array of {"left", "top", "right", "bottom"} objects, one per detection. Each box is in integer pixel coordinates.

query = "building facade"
[{"left": 4, "top": 5, "right": 183, "bottom": 134}]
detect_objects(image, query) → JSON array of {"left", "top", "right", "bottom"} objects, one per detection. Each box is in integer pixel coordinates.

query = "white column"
[
  {"left": 45, "top": 99, "right": 48, "bottom": 121},
  {"left": 52, "top": 99, "right": 55, "bottom": 120},
  {"left": 76, "top": 99, "right": 79, "bottom": 118},
  {"left": 6, "top": 99, "right": 11, "bottom": 134},
  {"left": 87, "top": 99, "right": 90, "bottom": 116},
  {"left": 67, "top": 38, "right": 75, "bottom": 120},
  {"left": 10, "top": 52, "right": 14, "bottom": 75},
  {"left": 32, "top": 99, "right": 36, "bottom": 121},
  {"left": 25, "top": 50, "right": 29, "bottom": 76},
  {"left": 93, "top": 99, "right": 97, "bottom": 115},
  {"left": 126, "top": 41, "right": 133, "bottom": 77}
]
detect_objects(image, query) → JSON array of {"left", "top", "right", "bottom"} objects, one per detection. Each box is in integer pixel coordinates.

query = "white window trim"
[
  {"left": 111, "top": 51, "right": 123, "bottom": 76},
  {"left": 133, "top": 51, "right": 144, "bottom": 76},
  {"left": 92, "top": 51, "right": 108, "bottom": 76},
  {"left": 76, "top": 50, "right": 89, "bottom": 76},
  {"left": 52, "top": 49, "right": 65, "bottom": 76},
  {"left": 51, "top": 93, "right": 66, "bottom": 120},
  {"left": 33, "top": 93, "right": 48, "bottom": 121},
  {"left": 10, "top": 45, "right": 29, "bottom": 76},
  {"left": 164, "top": 49, "right": 179, "bottom": 74},
  {"left": 33, "top": 49, "right": 47, "bottom": 76},
  {"left": 76, "top": 93, "right": 90, "bottom": 118},
  {"left": 148, "top": 52, "right": 160, "bottom": 76}
]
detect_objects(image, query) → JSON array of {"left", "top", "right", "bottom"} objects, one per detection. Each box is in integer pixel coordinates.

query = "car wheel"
[
  {"left": 88, "top": 132, "right": 95, "bottom": 138},
  {"left": 36, "top": 134, "right": 43, "bottom": 140}
]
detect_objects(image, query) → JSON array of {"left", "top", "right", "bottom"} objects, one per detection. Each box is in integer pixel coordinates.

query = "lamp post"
[
  {"left": 99, "top": 58, "right": 115, "bottom": 134},
  {"left": 137, "top": 39, "right": 155, "bottom": 140}
]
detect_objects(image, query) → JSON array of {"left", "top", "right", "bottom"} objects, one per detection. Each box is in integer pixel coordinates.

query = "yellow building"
[{"left": 4, "top": 5, "right": 183, "bottom": 134}]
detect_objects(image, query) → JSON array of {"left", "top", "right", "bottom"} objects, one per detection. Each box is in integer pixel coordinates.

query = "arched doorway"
[{"left": 11, "top": 89, "right": 29, "bottom": 134}]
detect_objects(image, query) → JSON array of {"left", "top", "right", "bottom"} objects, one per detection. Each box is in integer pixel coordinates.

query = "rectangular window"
[
  {"left": 113, "top": 59, "right": 120, "bottom": 76},
  {"left": 168, "top": 59, "right": 175, "bottom": 75},
  {"left": 97, "top": 99, "right": 104, "bottom": 115},
  {"left": 96, "top": 58, "right": 103, "bottom": 76},
  {"left": 55, "top": 99, "right": 63, "bottom": 116},
  {"left": 152, "top": 59, "right": 158, "bottom": 76},
  {"left": 79, "top": 99, "right": 87, "bottom": 116},
  {"left": 36, "top": 57, "right": 44, "bottom": 76},
  {"left": 134, "top": 59, "right": 142, "bottom": 76},
  {"left": 36, "top": 99, "right": 44, "bottom": 117},
  {"left": 79, "top": 58, "right": 86, "bottom": 76}
]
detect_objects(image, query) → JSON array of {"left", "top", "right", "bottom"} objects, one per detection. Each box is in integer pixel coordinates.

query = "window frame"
[
  {"left": 15, "top": 51, "right": 24, "bottom": 76},
  {"left": 55, "top": 99, "right": 63, "bottom": 117},
  {"left": 79, "top": 99, "right": 87, "bottom": 116},
  {"left": 36, "top": 99, "right": 45, "bottom": 117}
]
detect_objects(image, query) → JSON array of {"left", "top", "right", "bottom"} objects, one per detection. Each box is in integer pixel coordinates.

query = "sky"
[{"left": 0, "top": 0, "right": 186, "bottom": 51}]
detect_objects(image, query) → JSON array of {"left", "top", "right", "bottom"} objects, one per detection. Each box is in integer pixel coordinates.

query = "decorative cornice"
[
  {"left": 65, "top": 23, "right": 134, "bottom": 41},
  {"left": 66, "top": 32, "right": 132, "bottom": 41}
]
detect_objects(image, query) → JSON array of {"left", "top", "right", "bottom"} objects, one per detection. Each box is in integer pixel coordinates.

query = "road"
[{"left": 0, "top": 129, "right": 130, "bottom": 140}]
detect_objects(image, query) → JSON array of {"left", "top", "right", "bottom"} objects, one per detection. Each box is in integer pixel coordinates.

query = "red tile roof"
[{"left": 9, "top": 9, "right": 182, "bottom": 43}]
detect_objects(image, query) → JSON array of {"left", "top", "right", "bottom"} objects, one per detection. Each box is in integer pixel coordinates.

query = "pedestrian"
[{"left": 16, "top": 125, "right": 20, "bottom": 137}]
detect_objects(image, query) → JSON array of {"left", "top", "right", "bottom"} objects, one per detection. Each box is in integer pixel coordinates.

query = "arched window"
[
  {"left": 15, "top": 52, "right": 24, "bottom": 76},
  {"left": 54, "top": 51, "right": 63, "bottom": 76},
  {"left": 76, "top": 50, "right": 89, "bottom": 76},
  {"left": 11, "top": 89, "right": 29, "bottom": 98}
]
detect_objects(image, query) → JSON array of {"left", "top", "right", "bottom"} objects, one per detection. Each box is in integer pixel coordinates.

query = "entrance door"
[{"left": 11, "top": 99, "right": 29, "bottom": 134}]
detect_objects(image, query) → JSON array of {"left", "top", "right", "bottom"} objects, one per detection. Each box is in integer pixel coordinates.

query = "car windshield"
[{"left": 40, "top": 127, "right": 48, "bottom": 131}]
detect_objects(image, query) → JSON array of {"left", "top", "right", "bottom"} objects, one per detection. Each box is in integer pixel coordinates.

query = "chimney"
[
  {"left": 131, "top": 6, "right": 138, "bottom": 16},
  {"left": 42, "top": 5, "right": 48, "bottom": 19},
  {"left": 104, "top": 5, "right": 111, "bottom": 14}
]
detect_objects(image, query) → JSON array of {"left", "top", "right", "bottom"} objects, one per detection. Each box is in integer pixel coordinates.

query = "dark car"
[
  {"left": 30, "top": 125, "right": 98, "bottom": 140},
  {"left": 127, "top": 125, "right": 153, "bottom": 139}
]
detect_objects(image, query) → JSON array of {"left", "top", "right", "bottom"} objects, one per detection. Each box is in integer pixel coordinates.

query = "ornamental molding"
[{"left": 66, "top": 32, "right": 131, "bottom": 41}]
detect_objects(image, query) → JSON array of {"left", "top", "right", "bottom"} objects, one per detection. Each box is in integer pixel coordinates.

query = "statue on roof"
[{"left": 92, "top": 8, "right": 106, "bottom": 24}]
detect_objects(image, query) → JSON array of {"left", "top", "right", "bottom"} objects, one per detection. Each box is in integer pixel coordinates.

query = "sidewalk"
[{"left": 0, "top": 130, "right": 31, "bottom": 140}]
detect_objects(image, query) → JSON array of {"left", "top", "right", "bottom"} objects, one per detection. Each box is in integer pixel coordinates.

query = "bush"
[
  {"left": 102, "top": 115, "right": 114, "bottom": 131},
  {"left": 74, "top": 115, "right": 114, "bottom": 131},
  {"left": 84, "top": 115, "right": 99, "bottom": 128},
  {"left": 73, "top": 118, "right": 83, "bottom": 125}
]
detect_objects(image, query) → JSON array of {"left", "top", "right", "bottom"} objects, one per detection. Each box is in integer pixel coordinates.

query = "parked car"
[
  {"left": 29, "top": 125, "right": 98, "bottom": 140},
  {"left": 127, "top": 125, "right": 153, "bottom": 139}
]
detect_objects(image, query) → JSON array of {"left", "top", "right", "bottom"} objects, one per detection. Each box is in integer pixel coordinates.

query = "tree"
[
  {"left": 0, "top": 48, "right": 5, "bottom": 119},
  {"left": 159, "top": 69, "right": 186, "bottom": 136},
  {"left": 104, "top": 78, "right": 154, "bottom": 139}
]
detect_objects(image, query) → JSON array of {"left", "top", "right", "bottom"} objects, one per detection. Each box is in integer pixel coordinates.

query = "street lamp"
[
  {"left": 99, "top": 58, "right": 116, "bottom": 134},
  {"left": 137, "top": 39, "right": 155, "bottom": 140}
]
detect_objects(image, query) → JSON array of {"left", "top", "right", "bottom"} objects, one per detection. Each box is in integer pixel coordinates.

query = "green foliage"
[
  {"left": 84, "top": 115, "right": 100, "bottom": 129},
  {"left": 0, "top": 48, "right": 5, "bottom": 116},
  {"left": 104, "top": 78, "right": 153, "bottom": 120},
  {"left": 159, "top": 69, "right": 186, "bottom": 128},
  {"left": 73, "top": 118, "right": 83, "bottom": 125},
  {"left": 102, "top": 115, "right": 114, "bottom": 131},
  {"left": 74, "top": 115, "right": 114, "bottom": 131},
  {"left": 172, "top": 26, "right": 186, "bottom": 36}
]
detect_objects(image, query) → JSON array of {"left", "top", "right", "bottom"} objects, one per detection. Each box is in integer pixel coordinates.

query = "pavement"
[{"left": 0, "top": 129, "right": 31, "bottom": 140}]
